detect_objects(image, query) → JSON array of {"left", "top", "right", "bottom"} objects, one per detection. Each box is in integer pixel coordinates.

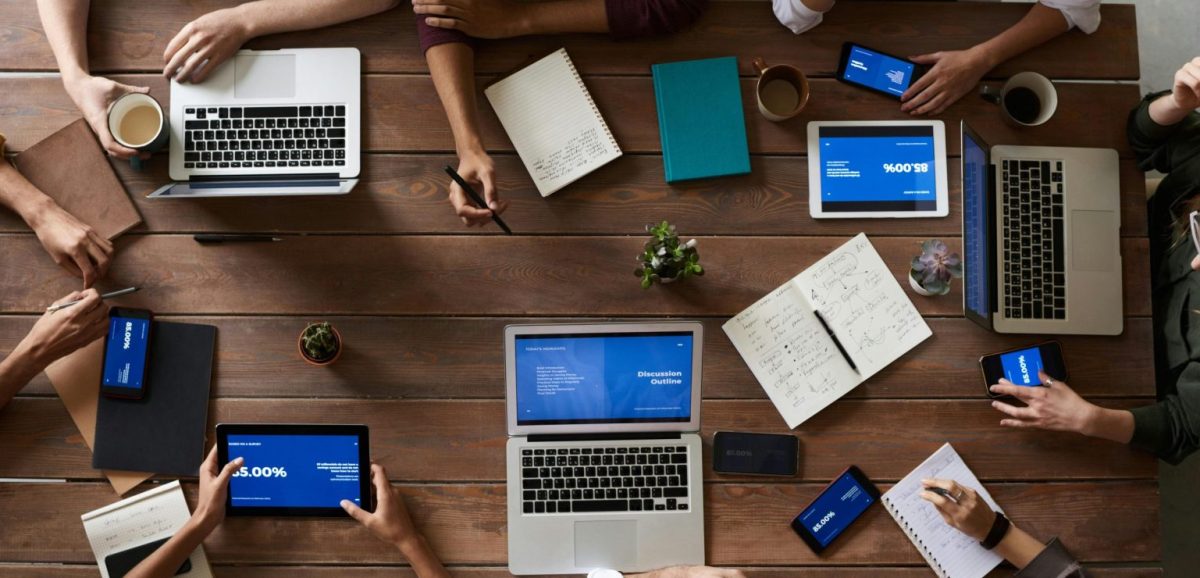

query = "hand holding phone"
[
  {"left": 979, "top": 341, "right": 1067, "bottom": 399},
  {"left": 100, "top": 308, "right": 154, "bottom": 399}
]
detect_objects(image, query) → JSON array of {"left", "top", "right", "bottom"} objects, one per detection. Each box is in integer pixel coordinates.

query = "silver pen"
[{"left": 46, "top": 287, "right": 140, "bottom": 312}]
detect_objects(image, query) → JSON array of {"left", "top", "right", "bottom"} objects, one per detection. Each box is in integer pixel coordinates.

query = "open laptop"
[
  {"left": 150, "top": 48, "right": 361, "bottom": 198},
  {"left": 961, "top": 121, "right": 1122, "bottom": 335},
  {"left": 505, "top": 322, "right": 705, "bottom": 575}
]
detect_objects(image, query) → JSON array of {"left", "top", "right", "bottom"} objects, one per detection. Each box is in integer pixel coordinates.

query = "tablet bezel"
[
  {"left": 807, "top": 120, "right": 949, "bottom": 219},
  {"left": 216, "top": 423, "right": 371, "bottom": 517}
]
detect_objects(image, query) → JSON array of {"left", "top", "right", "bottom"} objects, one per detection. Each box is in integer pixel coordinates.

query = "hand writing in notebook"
[
  {"left": 919, "top": 479, "right": 994, "bottom": 541},
  {"left": 450, "top": 151, "right": 509, "bottom": 227}
]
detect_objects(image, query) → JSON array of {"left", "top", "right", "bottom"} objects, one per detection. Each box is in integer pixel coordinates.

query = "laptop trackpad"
[
  {"left": 1071, "top": 210, "right": 1117, "bottom": 271},
  {"left": 234, "top": 54, "right": 296, "bottom": 99},
  {"left": 575, "top": 521, "right": 637, "bottom": 569}
]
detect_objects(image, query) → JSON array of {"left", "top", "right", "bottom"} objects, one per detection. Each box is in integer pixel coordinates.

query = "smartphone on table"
[
  {"left": 712, "top": 431, "right": 799, "bottom": 476},
  {"left": 979, "top": 341, "right": 1067, "bottom": 399},
  {"left": 100, "top": 308, "right": 154, "bottom": 400},
  {"left": 791, "top": 466, "right": 880, "bottom": 554},
  {"left": 836, "top": 42, "right": 926, "bottom": 100}
]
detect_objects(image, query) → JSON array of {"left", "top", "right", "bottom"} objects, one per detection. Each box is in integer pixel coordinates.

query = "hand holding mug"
[
  {"left": 107, "top": 93, "right": 170, "bottom": 171},
  {"left": 64, "top": 75, "right": 152, "bottom": 160}
]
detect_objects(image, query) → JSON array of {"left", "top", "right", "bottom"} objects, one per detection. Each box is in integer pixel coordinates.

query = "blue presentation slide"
[
  {"left": 797, "top": 471, "right": 875, "bottom": 547},
  {"left": 102, "top": 316, "right": 149, "bottom": 390},
  {"left": 842, "top": 46, "right": 915, "bottom": 96},
  {"left": 963, "top": 133, "right": 990, "bottom": 319},
  {"left": 819, "top": 127, "right": 937, "bottom": 206},
  {"left": 227, "top": 434, "right": 361, "bottom": 508},
  {"left": 515, "top": 333, "right": 693, "bottom": 424},
  {"left": 1000, "top": 347, "right": 1044, "bottom": 386}
]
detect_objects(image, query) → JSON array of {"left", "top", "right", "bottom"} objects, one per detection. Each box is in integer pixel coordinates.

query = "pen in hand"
[
  {"left": 924, "top": 486, "right": 958, "bottom": 504},
  {"left": 443, "top": 165, "right": 513, "bottom": 235},
  {"left": 46, "top": 287, "right": 140, "bottom": 312}
]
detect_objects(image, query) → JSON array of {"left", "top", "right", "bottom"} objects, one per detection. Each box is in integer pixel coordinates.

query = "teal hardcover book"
[{"left": 652, "top": 56, "right": 751, "bottom": 183}]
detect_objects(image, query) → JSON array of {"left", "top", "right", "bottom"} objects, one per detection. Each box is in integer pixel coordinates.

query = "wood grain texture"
[
  {"left": 0, "top": 75, "right": 1141, "bottom": 156},
  {"left": 4, "top": 316, "right": 1156, "bottom": 400},
  {"left": 0, "top": 481, "right": 1158, "bottom": 565},
  {"left": 0, "top": 154, "right": 1150, "bottom": 238},
  {"left": 0, "top": 566, "right": 1164, "bottom": 577},
  {"left": 0, "top": 235, "right": 1153, "bottom": 317},
  {"left": 0, "top": 398, "right": 1156, "bottom": 482},
  {"left": 0, "top": 2, "right": 1139, "bottom": 79}
]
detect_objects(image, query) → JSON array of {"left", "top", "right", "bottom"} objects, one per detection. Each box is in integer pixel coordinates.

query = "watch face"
[{"left": 587, "top": 570, "right": 623, "bottom": 578}]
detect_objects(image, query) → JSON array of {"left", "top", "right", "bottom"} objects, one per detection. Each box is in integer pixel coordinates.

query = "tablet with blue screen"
[
  {"left": 217, "top": 424, "right": 371, "bottom": 517},
  {"left": 807, "top": 121, "right": 949, "bottom": 219}
]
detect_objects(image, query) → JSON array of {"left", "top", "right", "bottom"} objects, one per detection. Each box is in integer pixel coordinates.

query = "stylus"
[
  {"left": 46, "top": 287, "right": 140, "bottom": 312},
  {"left": 813, "top": 309, "right": 859, "bottom": 374},
  {"left": 444, "top": 165, "right": 513, "bottom": 235}
]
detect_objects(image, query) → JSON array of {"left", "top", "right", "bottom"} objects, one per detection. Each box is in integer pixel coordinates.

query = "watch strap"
[{"left": 979, "top": 511, "right": 1011, "bottom": 550}]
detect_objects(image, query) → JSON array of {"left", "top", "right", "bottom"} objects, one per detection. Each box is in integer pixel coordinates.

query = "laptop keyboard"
[
  {"left": 182, "top": 105, "right": 347, "bottom": 170},
  {"left": 520, "top": 446, "right": 691, "bottom": 515},
  {"left": 1001, "top": 159, "right": 1066, "bottom": 320}
]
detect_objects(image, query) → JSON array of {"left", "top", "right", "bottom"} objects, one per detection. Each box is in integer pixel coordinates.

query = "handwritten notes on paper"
[
  {"left": 485, "top": 48, "right": 622, "bottom": 197},
  {"left": 723, "top": 234, "right": 931, "bottom": 428},
  {"left": 82, "top": 481, "right": 211, "bottom": 578}
]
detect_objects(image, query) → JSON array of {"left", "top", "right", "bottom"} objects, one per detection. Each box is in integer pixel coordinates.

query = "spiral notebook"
[
  {"left": 484, "top": 48, "right": 621, "bottom": 196},
  {"left": 881, "top": 444, "right": 1004, "bottom": 578}
]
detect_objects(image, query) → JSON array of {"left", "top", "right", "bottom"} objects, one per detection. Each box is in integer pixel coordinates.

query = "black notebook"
[{"left": 93, "top": 321, "right": 217, "bottom": 476}]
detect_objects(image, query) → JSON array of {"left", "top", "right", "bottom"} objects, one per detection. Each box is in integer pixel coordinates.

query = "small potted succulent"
[
  {"left": 298, "top": 321, "right": 343, "bottom": 366},
  {"left": 909, "top": 239, "right": 963, "bottom": 296},
  {"left": 635, "top": 220, "right": 704, "bottom": 289}
]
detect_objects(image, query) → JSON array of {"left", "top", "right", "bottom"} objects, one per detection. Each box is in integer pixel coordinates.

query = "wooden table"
[{"left": 0, "top": 1, "right": 1159, "bottom": 575}]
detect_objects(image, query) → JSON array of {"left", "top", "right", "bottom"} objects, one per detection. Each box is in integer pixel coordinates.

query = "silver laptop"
[
  {"left": 961, "top": 121, "right": 1122, "bottom": 335},
  {"left": 505, "top": 323, "right": 705, "bottom": 575},
  {"left": 150, "top": 48, "right": 361, "bottom": 198}
]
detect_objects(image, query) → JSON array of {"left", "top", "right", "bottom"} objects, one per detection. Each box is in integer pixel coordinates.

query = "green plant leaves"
[{"left": 635, "top": 220, "right": 703, "bottom": 289}]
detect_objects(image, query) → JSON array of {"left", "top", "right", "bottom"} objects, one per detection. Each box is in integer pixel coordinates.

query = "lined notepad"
[
  {"left": 723, "top": 234, "right": 931, "bottom": 428},
  {"left": 882, "top": 444, "right": 1004, "bottom": 578},
  {"left": 485, "top": 48, "right": 621, "bottom": 196},
  {"left": 82, "top": 481, "right": 212, "bottom": 578}
]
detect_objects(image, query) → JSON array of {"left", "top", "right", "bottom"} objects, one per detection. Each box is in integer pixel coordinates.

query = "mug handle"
[
  {"left": 979, "top": 85, "right": 1002, "bottom": 105},
  {"left": 752, "top": 57, "right": 767, "bottom": 77}
]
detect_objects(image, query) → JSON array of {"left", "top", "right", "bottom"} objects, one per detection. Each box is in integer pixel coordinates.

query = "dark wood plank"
[
  {"left": 0, "top": 154, "right": 1149, "bottom": 238},
  {"left": 0, "top": 75, "right": 1141, "bottom": 156},
  {"left": 0, "top": 480, "right": 1158, "bottom": 564},
  {"left": 3, "top": 316, "right": 1157, "bottom": 400},
  {"left": 0, "top": 1, "right": 1139, "bottom": 79},
  {"left": 0, "top": 235, "right": 1153, "bottom": 317},
  {"left": 0, "top": 398, "right": 1157, "bottom": 481}
]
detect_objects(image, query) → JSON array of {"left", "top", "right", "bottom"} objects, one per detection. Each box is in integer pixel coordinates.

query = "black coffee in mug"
[{"left": 1004, "top": 87, "right": 1042, "bottom": 125}]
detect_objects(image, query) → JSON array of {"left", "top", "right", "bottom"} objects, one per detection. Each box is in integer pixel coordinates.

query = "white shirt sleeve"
[
  {"left": 772, "top": 0, "right": 830, "bottom": 35},
  {"left": 1040, "top": 0, "right": 1102, "bottom": 34}
]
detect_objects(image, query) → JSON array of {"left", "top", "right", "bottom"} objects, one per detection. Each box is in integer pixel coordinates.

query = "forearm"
[
  {"left": 800, "top": 0, "right": 835, "bottom": 13},
  {"left": 994, "top": 524, "right": 1047, "bottom": 569},
  {"left": 426, "top": 43, "right": 486, "bottom": 156},
  {"left": 1149, "top": 92, "right": 1195, "bottom": 127},
  {"left": 0, "top": 343, "right": 46, "bottom": 413},
  {"left": 1081, "top": 405, "right": 1136, "bottom": 444},
  {"left": 125, "top": 516, "right": 214, "bottom": 578},
  {"left": 969, "top": 4, "right": 1070, "bottom": 71},
  {"left": 237, "top": 0, "right": 400, "bottom": 39},
  {"left": 0, "top": 161, "right": 57, "bottom": 230},
  {"left": 519, "top": 0, "right": 609, "bottom": 35},
  {"left": 397, "top": 535, "right": 450, "bottom": 578},
  {"left": 36, "top": 0, "right": 91, "bottom": 83}
]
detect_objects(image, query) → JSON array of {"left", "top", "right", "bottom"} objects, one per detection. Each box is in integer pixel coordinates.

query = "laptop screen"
[
  {"left": 962, "top": 129, "right": 990, "bottom": 321},
  {"left": 514, "top": 332, "right": 694, "bottom": 426}
]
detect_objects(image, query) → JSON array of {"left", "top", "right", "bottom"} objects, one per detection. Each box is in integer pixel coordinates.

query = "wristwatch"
[
  {"left": 588, "top": 570, "right": 624, "bottom": 578},
  {"left": 979, "top": 511, "right": 1011, "bottom": 550}
]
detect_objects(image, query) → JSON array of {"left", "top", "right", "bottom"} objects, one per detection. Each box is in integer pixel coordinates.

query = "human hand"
[
  {"left": 900, "top": 49, "right": 991, "bottom": 116},
  {"left": 18, "top": 290, "right": 109, "bottom": 370},
  {"left": 64, "top": 75, "right": 151, "bottom": 159},
  {"left": 919, "top": 478, "right": 994, "bottom": 541},
  {"left": 635, "top": 566, "right": 748, "bottom": 578},
  {"left": 413, "top": 0, "right": 528, "bottom": 39},
  {"left": 1168, "top": 57, "right": 1200, "bottom": 112},
  {"left": 1192, "top": 255, "right": 1200, "bottom": 271},
  {"left": 989, "top": 372, "right": 1100, "bottom": 435},
  {"left": 163, "top": 7, "right": 251, "bottom": 84},
  {"left": 28, "top": 201, "right": 113, "bottom": 288},
  {"left": 193, "top": 446, "right": 244, "bottom": 533},
  {"left": 342, "top": 464, "right": 422, "bottom": 549},
  {"left": 449, "top": 151, "right": 507, "bottom": 227}
]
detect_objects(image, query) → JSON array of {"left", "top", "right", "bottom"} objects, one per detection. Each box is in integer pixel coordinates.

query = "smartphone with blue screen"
[
  {"left": 100, "top": 308, "right": 153, "bottom": 400},
  {"left": 836, "top": 42, "right": 925, "bottom": 100},
  {"left": 980, "top": 341, "right": 1067, "bottom": 399},
  {"left": 791, "top": 466, "right": 880, "bottom": 554}
]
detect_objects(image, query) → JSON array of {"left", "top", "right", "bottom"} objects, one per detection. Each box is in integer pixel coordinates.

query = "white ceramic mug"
[
  {"left": 107, "top": 92, "right": 169, "bottom": 170},
  {"left": 981, "top": 71, "right": 1058, "bottom": 127}
]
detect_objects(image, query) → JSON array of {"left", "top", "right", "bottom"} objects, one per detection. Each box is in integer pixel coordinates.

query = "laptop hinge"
[
  {"left": 188, "top": 172, "right": 340, "bottom": 183},
  {"left": 988, "top": 162, "right": 1000, "bottom": 315},
  {"left": 528, "top": 432, "right": 683, "bottom": 443}
]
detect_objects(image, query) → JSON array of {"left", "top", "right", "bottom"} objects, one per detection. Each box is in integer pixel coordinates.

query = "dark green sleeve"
[
  {"left": 1130, "top": 362, "right": 1200, "bottom": 465},
  {"left": 1126, "top": 90, "right": 1200, "bottom": 174},
  {"left": 1014, "top": 538, "right": 1087, "bottom": 578}
]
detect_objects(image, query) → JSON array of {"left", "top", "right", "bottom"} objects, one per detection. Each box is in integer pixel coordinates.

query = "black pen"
[
  {"left": 443, "top": 165, "right": 512, "bottom": 235},
  {"left": 925, "top": 486, "right": 958, "bottom": 504},
  {"left": 194, "top": 234, "right": 282, "bottom": 244},
  {"left": 813, "top": 309, "right": 859, "bottom": 374}
]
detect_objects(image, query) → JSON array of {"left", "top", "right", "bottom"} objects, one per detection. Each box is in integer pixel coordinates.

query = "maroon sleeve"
[
  {"left": 605, "top": 0, "right": 709, "bottom": 38},
  {"left": 416, "top": 16, "right": 477, "bottom": 53}
]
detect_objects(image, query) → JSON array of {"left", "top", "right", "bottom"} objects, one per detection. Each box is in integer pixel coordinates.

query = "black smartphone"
[
  {"left": 99, "top": 308, "right": 154, "bottom": 400},
  {"left": 980, "top": 341, "right": 1067, "bottom": 399},
  {"left": 836, "top": 42, "right": 926, "bottom": 100},
  {"left": 791, "top": 466, "right": 880, "bottom": 554},
  {"left": 104, "top": 537, "right": 191, "bottom": 577},
  {"left": 712, "top": 431, "right": 799, "bottom": 476}
]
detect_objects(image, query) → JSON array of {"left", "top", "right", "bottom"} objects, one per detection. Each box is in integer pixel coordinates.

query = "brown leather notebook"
[{"left": 13, "top": 119, "right": 142, "bottom": 239}]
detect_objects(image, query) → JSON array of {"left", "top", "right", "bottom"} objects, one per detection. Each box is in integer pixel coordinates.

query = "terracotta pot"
[{"left": 298, "top": 325, "right": 343, "bottom": 366}]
